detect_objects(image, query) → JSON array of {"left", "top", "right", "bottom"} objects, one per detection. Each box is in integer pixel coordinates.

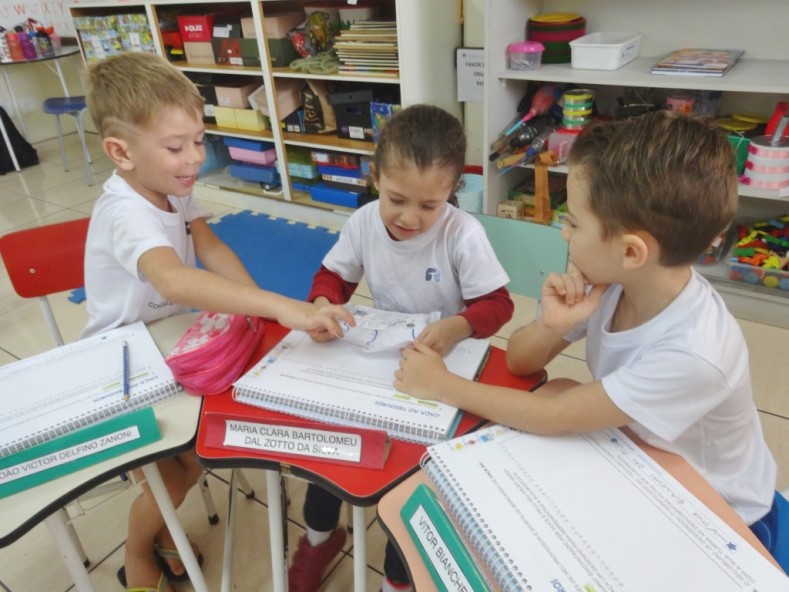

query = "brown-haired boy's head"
[{"left": 567, "top": 110, "right": 738, "bottom": 267}]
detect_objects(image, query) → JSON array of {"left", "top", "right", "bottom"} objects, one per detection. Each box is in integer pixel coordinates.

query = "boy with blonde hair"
[
  {"left": 397, "top": 111, "right": 780, "bottom": 553},
  {"left": 84, "top": 52, "right": 353, "bottom": 591}
]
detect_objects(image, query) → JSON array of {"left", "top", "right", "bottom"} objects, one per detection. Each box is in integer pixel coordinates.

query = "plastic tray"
[{"left": 569, "top": 32, "right": 641, "bottom": 70}]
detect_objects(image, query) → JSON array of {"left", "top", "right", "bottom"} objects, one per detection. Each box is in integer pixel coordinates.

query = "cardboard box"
[
  {"left": 212, "top": 16, "right": 243, "bottom": 39},
  {"left": 183, "top": 41, "right": 215, "bottom": 65},
  {"left": 267, "top": 37, "right": 299, "bottom": 68},
  {"left": 263, "top": 10, "right": 305, "bottom": 38},
  {"left": 282, "top": 109, "right": 305, "bottom": 133},
  {"left": 330, "top": 90, "right": 374, "bottom": 142},
  {"left": 178, "top": 15, "right": 214, "bottom": 42},
  {"left": 241, "top": 16, "right": 256, "bottom": 38},
  {"left": 234, "top": 108, "right": 269, "bottom": 132},
  {"left": 195, "top": 82, "right": 217, "bottom": 123},
  {"left": 214, "top": 106, "right": 237, "bottom": 129},
  {"left": 497, "top": 200, "right": 524, "bottom": 220},
  {"left": 215, "top": 80, "right": 261, "bottom": 109},
  {"left": 249, "top": 78, "right": 303, "bottom": 119}
]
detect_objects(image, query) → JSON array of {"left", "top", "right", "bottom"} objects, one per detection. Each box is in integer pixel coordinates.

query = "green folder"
[
  {"left": 400, "top": 483, "right": 491, "bottom": 592},
  {"left": 0, "top": 407, "right": 161, "bottom": 499}
]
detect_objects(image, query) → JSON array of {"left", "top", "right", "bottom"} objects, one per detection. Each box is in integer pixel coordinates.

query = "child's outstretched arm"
[
  {"left": 396, "top": 342, "right": 631, "bottom": 436},
  {"left": 507, "top": 264, "right": 607, "bottom": 376},
  {"left": 138, "top": 222, "right": 354, "bottom": 335}
]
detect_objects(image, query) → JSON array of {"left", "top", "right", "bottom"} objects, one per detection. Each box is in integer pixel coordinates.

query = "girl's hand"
[
  {"left": 306, "top": 298, "right": 343, "bottom": 342},
  {"left": 415, "top": 317, "right": 472, "bottom": 356},
  {"left": 278, "top": 301, "right": 355, "bottom": 336},
  {"left": 395, "top": 342, "right": 448, "bottom": 400},
  {"left": 540, "top": 262, "right": 607, "bottom": 333}
]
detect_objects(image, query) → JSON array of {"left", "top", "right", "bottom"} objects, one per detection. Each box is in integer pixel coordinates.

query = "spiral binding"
[
  {"left": 423, "top": 455, "right": 522, "bottom": 590},
  {"left": 234, "top": 387, "right": 448, "bottom": 445},
  {"left": 2, "top": 381, "right": 181, "bottom": 458}
]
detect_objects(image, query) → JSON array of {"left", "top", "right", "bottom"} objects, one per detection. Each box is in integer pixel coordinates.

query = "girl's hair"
[
  {"left": 373, "top": 104, "right": 466, "bottom": 192},
  {"left": 567, "top": 111, "right": 738, "bottom": 266},
  {"left": 87, "top": 52, "right": 204, "bottom": 139}
]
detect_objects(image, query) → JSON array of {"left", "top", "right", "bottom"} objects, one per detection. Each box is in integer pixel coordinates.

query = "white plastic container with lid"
[
  {"left": 569, "top": 32, "right": 641, "bottom": 70},
  {"left": 507, "top": 41, "right": 544, "bottom": 70}
]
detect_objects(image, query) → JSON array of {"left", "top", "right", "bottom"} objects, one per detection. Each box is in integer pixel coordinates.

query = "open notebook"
[
  {"left": 232, "top": 330, "right": 489, "bottom": 444},
  {"left": 0, "top": 321, "right": 180, "bottom": 458},
  {"left": 420, "top": 425, "right": 787, "bottom": 591}
]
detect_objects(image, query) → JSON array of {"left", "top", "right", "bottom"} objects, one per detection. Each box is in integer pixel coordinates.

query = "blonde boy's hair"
[
  {"left": 86, "top": 52, "right": 204, "bottom": 139},
  {"left": 568, "top": 111, "right": 738, "bottom": 267}
]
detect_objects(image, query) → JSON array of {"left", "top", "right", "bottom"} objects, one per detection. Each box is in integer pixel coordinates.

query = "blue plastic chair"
[
  {"left": 765, "top": 490, "right": 789, "bottom": 573},
  {"left": 42, "top": 96, "right": 93, "bottom": 186}
]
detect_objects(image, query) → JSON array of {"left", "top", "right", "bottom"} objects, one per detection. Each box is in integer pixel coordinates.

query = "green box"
[{"left": 267, "top": 37, "right": 299, "bottom": 68}]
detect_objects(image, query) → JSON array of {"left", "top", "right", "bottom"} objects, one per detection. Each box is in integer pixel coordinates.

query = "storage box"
[
  {"left": 310, "top": 184, "right": 362, "bottom": 208},
  {"left": 319, "top": 165, "right": 368, "bottom": 193},
  {"left": 212, "top": 16, "right": 243, "bottom": 39},
  {"left": 178, "top": 15, "right": 214, "bottom": 42},
  {"left": 215, "top": 80, "right": 261, "bottom": 108},
  {"left": 330, "top": 90, "right": 374, "bottom": 141},
  {"left": 183, "top": 41, "right": 215, "bottom": 65},
  {"left": 228, "top": 162, "right": 280, "bottom": 185},
  {"left": 228, "top": 145, "right": 276, "bottom": 165},
  {"left": 310, "top": 150, "right": 360, "bottom": 169},
  {"left": 212, "top": 38, "right": 261, "bottom": 66},
  {"left": 249, "top": 79, "right": 303, "bottom": 119},
  {"left": 288, "top": 162, "right": 319, "bottom": 180},
  {"left": 234, "top": 108, "right": 269, "bottom": 131},
  {"left": 241, "top": 16, "right": 256, "bottom": 38},
  {"left": 263, "top": 10, "right": 305, "bottom": 38},
  {"left": 282, "top": 109, "right": 306, "bottom": 133},
  {"left": 497, "top": 200, "right": 524, "bottom": 220},
  {"left": 569, "top": 32, "right": 641, "bottom": 71},
  {"left": 200, "top": 135, "right": 233, "bottom": 175},
  {"left": 267, "top": 37, "right": 300, "bottom": 68},
  {"left": 214, "top": 106, "right": 237, "bottom": 128},
  {"left": 727, "top": 260, "right": 789, "bottom": 293},
  {"left": 195, "top": 82, "right": 217, "bottom": 123}
]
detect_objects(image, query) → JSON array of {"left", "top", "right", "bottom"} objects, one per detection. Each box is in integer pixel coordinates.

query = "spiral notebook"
[
  {"left": 0, "top": 321, "right": 181, "bottom": 458},
  {"left": 421, "top": 425, "right": 787, "bottom": 591},
  {"left": 232, "top": 330, "right": 490, "bottom": 444}
]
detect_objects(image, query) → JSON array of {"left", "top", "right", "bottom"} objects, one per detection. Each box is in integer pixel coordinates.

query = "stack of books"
[
  {"left": 650, "top": 48, "right": 744, "bottom": 77},
  {"left": 333, "top": 21, "right": 399, "bottom": 77}
]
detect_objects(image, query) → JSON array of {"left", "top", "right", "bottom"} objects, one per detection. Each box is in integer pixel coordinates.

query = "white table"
[{"left": 0, "top": 313, "right": 208, "bottom": 592}]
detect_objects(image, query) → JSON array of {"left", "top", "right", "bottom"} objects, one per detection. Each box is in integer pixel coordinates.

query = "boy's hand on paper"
[
  {"left": 541, "top": 262, "right": 607, "bottom": 333},
  {"left": 416, "top": 317, "right": 473, "bottom": 356},
  {"left": 278, "top": 301, "right": 355, "bottom": 337},
  {"left": 395, "top": 342, "right": 448, "bottom": 400},
  {"left": 306, "top": 299, "right": 341, "bottom": 342}
]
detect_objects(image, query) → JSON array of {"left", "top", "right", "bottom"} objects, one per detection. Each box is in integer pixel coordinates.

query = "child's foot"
[
  {"left": 153, "top": 539, "right": 204, "bottom": 581},
  {"left": 288, "top": 528, "right": 346, "bottom": 592},
  {"left": 121, "top": 552, "right": 174, "bottom": 592}
]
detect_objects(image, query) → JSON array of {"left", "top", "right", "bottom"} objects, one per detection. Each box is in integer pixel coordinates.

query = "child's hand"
[
  {"left": 278, "top": 301, "right": 355, "bottom": 337},
  {"left": 541, "top": 262, "right": 607, "bottom": 333},
  {"left": 306, "top": 299, "right": 343, "bottom": 342},
  {"left": 415, "top": 317, "right": 472, "bottom": 356},
  {"left": 395, "top": 342, "right": 448, "bottom": 400}
]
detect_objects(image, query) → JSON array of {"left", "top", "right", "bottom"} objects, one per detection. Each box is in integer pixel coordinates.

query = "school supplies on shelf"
[
  {"left": 420, "top": 424, "right": 787, "bottom": 591},
  {"left": 232, "top": 329, "right": 490, "bottom": 444},
  {"left": 650, "top": 48, "right": 744, "bottom": 77},
  {"left": 0, "top": 321, "right": 180, "bottom": 458}
]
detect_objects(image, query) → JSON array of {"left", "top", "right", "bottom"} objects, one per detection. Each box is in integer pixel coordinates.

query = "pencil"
[{"left": 122, "top": 341, "right": 130, "bottom": 402}]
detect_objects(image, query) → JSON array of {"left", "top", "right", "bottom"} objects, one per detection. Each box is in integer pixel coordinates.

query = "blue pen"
[{"left": 122, "top": 340, "right": 130, "bottom": 401}]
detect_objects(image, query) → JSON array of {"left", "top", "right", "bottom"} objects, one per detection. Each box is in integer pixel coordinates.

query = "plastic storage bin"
[
  {"left": 569, "top": 32, "right": 641, "bottom": 70},
  {"left": 507, "top": 41, "right": 544, "bottom": 70},
  {"left": 727, "top": 260, "right": 789, "bottom": 292}
]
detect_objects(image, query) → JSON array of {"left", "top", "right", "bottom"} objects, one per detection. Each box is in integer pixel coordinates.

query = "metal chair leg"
[
  {"left": 198, "top": 472, "right": 219, "bottom": 525},
  {"left": 54, "top": 113, "right": 68, "bottom": 172},
  {"left": 74, "top": 109, "right": 93, "bottom": 186}
]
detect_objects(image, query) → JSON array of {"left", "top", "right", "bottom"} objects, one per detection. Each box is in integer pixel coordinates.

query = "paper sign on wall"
[{"left": 456, "top": 48, "right": 485, "bottom": 103}]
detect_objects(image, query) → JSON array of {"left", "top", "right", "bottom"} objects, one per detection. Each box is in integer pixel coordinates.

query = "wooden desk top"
[
  {"left": 0, "top": 314, "right": 201, "bottom": 547},
  {"left": 196, "top": 321, "right": 547, "bottom": 506}
]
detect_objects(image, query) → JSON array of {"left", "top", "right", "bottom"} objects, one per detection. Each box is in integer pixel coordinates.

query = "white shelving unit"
[
  {"left": 483, "top": 0, "right": 789, "bottom": 327},
  {"left": 69, "top": 0, "right": 461, "bottom": 214}
]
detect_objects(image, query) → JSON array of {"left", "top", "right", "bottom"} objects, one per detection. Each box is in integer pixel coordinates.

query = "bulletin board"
[{"left": 0, "top": 0, "right": 76, "bottom": 39}]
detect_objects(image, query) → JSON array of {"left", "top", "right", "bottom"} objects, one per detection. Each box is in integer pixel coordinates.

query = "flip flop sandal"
[
  {"left": 117, "top": 566, "right": 170, "bottom": 592},
  {"left": 154, "top": 544, "right": 204, "bottom": 582}
]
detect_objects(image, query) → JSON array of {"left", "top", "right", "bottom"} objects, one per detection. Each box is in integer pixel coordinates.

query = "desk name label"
[{"left": 223, "top": 419, "right": 363, "bottom": 463}]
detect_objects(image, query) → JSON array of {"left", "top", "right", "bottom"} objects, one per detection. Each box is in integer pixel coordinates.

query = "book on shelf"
[
  {"left": 650, "top": 48, "right": 745, "bottom": 77},
  {"left": 421, "top": 424, "right": 787, "bottom": 591},
  {"left": 0, "top": 321, "right": 181, "bottom": 459},
  {"left": 232, "top": 327, "right": 490, "bottom": 445}
]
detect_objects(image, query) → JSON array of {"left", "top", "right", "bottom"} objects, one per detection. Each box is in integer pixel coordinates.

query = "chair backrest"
[
  {"left": 472, "top": 213, "right": 568, "bottom": 300},
  {"left": 0, "top": 217, "right": 90, "bottom": 345}
]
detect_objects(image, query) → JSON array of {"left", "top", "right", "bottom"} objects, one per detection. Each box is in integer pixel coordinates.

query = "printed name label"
[
  {"left": 409, "top": 505, "right": 475, "bottom": 592},
  {"left": 0, "top": 426, "right": 142, "bottom": 485},
  {"left": 223, "top": 420, "right": 363, "bottom": 463}
]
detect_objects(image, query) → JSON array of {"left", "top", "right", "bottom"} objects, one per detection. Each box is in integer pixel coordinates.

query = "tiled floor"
[{"left": 0, "top": 134, "right": 787, "bottom": 591}]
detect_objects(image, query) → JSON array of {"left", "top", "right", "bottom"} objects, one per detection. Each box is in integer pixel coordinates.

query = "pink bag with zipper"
[{"left": 165, "top": 312, "right": 265, "bottom": 396}]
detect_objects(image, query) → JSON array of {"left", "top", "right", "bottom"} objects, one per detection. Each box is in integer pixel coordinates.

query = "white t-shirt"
[
  {"left": 322, "top": 201, "right": 510, "bottom": 317},
  {"left": 81, "top": 172, "right": 211, "bottom": 338},
  {"left": 565, "top": 270, "right": 776, "bottom": 524}
]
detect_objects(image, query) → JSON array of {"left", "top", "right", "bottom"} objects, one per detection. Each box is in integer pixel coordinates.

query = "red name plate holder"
[{"left": 203, "top": 411, "right": 390, "bottom": 469}]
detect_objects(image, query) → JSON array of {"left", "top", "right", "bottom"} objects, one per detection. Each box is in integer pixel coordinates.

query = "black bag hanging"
[{"left": 0, "top": 106, "right": 39, "bottom": 175}]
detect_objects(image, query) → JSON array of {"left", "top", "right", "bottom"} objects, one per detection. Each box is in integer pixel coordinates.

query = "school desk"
[
  {"left": 0, "top": 313, "right": 209, "bottom": 592},
  {"left": 195, "top": 320, "right": 547, "bottom": 592},
  {"left": 377, "top": 430, "right": 783, "bottom": 591}
]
